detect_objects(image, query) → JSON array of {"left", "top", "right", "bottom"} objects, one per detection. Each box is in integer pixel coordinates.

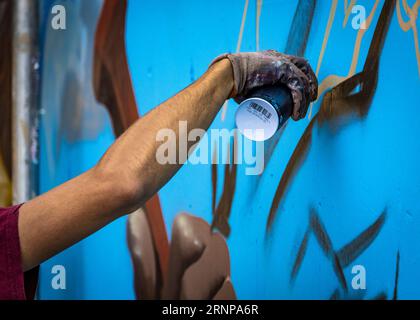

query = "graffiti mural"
[{"left": 28, "top": 0, "right": 420, "bottom": 299}]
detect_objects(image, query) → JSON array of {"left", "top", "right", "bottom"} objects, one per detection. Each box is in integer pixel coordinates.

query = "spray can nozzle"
[{"left": 235, "top": 85, "right": 293, "bottom": 141}]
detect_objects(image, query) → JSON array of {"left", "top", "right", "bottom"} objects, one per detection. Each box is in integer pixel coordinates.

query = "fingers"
[
  {"left": 290, "top": 56, "right": 318, "bottom": 102},
  {"left": 249, "top": 50, "right": 318, "bottom": 120},
  {"left": 268, "top": 52, "right": 317, "bottom": 120},
  {"left": 267, "top": 50, "right": 318, "bottom": 103},
  {"left": 275, "top": 62, "right": 310, "bottom": 120}
]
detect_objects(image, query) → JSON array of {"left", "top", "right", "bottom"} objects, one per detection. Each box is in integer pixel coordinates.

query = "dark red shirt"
[{"left": 0, "top": 205, "right": 38, "bottom": 300}]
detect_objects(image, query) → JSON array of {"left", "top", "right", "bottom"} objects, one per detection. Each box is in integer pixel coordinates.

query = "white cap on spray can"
[{"left": 235, "top": 85, "right": 293, "bottom": 142}]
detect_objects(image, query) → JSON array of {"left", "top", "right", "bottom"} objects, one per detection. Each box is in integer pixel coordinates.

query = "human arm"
[
  {"left": 18, "top": 58, "right": 233, "bottom": 271},
  {"left": 18, "top": 51, "right": 318, "bottom": 272}
]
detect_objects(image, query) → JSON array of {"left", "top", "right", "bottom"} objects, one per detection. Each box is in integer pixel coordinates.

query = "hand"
[{"left": 211, "top": 50, "right": 318, "bottom": 120}]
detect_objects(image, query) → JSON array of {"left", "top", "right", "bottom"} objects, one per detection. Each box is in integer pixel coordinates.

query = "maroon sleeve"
[{"left": 0, "top": 205, "right": 27, "bottom": 300}]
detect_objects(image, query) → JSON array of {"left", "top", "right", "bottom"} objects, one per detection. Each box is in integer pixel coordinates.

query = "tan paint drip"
[
  {"left": 310, "top": 0, "right": 380, "bottom": 118},
  {"left": 316, "top": 74, "right": 346, "bottom": 100},
  {"left": 211, "top": 133, "right": 238, "bottom": 237},
  {"left": 397, "top": 0, "right": 420, "bottom": 76},
  {"left": 220, "top": 100, "right": 229, "bottom": 121},
  {"left": 309, "top": 0, "right": 338, "bottom": 119},
  {"left": 315, "top": 0, "right": 338, "bottom": 77},
  {"left": 343, "top": 0, "right": 357, "bottom": 27},
  {"left": 222, "top": 0, "right": 250, "bottom": 121},
  {"left": 314, "top": 0, "right": 419, "bottom": 119},
  {"left": 348, "top": 0, "right": 381, "bottom": 75},
  {"left": 267, "top": 0, "right": 396, "bottom": 231},
  {"left": 236, "top": 0, "right": 250, "bottom": 53},
  {"left": 256, "top": 0, "right": 263, "bottom": 51}
]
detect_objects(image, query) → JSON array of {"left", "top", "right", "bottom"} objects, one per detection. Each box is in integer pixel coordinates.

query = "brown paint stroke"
[
  {"left": 211, "top": 144, "right": 218, "bottom": 215},
  {"left": 329, "top": 287, "right": 369, "bottom": 300},
  {"left": 329, "top": 289, "right": 340, "bottom": 300},
  {"left": 318, "top": 0, "right": 396, "bottom": 128},
  {"left": 266, "top": 115, "right": 317, "bottom": 230},
  {"left": 372, "top": 292, "right": 388, "bottom": 300},
  {"left": 285, "top": 0, "right": 317, "bottom": 57},
  {"left": 336, "top": 210, "right": 387, "bottom": 268},
  {"left": 291, "top": 209, "right": 387, "bottom": 292},
  {"left": 94, "top": 0, "right": 138, "bottom": 135},
  {"left": 211, "top": 135, "right": 238, "bottom": 237},
  {"left": 393, "top": 250, "right": 400, "bottom": 300},
  {"left": 263, "top": 0, "right": 317, "bottom": 166},
  {"left": 309, "top": 208, "right": 347, "bottom": 290},
  {"left": 290, "top": 228, "right": 310, "bottom": 282},
  {"left": 266, "top": 0, "right": 396, "bottom": 231},
  {"left": 330, "top": 289, "right": 387, "bottom": 300},
  {"left": 127, "top": 208, "right": 159, "bottom": 299},
  {"left": 93, "top": 0, "right": 169, "bottom": 279},
  {"left": 309, "top": 208, "right": 333, "bottom": 256}
]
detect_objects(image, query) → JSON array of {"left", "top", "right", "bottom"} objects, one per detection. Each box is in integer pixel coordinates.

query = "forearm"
[
  {"left": 96, "top": 58, "right": 233, "bottom": 210},
  {"left": 18, "top": 59, "right": 233, "bottom": 271}
]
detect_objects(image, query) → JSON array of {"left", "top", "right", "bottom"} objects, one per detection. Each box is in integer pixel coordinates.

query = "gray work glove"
[{"left": 211, "top": 50, "right": 318, "bottom": 120}]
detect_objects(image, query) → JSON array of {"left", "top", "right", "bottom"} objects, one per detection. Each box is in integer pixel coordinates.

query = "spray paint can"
[{"left": 235, "top": 85, "right": 293, "bottom": 141}]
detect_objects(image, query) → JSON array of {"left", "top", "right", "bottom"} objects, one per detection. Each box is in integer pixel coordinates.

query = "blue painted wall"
[
  {"left": 38, "top": 0, "right": 420, "bottom": 299},
  {"left": 38, "top": 0, "right": 134, "bottom": 299}
]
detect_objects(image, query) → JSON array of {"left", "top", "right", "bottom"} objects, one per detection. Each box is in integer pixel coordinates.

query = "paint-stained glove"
[{"left": 211, "top": 50, "right": 318, "bottom": 120}]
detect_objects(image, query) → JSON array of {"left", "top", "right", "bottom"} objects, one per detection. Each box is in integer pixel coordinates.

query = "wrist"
[{"left": 209, "top": 58, "right": 235, "bottom": 99}]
